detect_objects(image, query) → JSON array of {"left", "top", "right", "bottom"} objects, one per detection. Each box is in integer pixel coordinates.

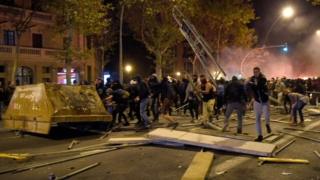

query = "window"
[
  {"left": 0, "top": 66, "right": 5, "bottom": 73},
  {"left": 43, "top": 78, "right": 51, "bottom": 83},
  {"left": 3, "top": 30, "right": 15, "bottom": 45},
  {"left": 86, "top": 36, "right": 93, "bottom": 50},
  {"left": 42, "top": 67, "right": 50, "bottom": 74},
  {"left": 87, "top": 65, "right": 92, "bottom": 82},
  {"left": 0, "top": 0, "right": 15, "bottom": 6},
  {"left": 31, "top": 0, "right": 43, "bottom": 11},
  {"left": 32, "top": 33, "right": 43, "bottom": 48}
]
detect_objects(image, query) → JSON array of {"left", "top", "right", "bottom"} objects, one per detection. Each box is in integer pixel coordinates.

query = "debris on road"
[
  {"left": 0, "top": 153, "right": 31, "bottom": 161},
  {"left": 0, "top": 149, "right": 115, "bottom": 175},
  {"left": 68, "top": 140, "right": 80, "bottom": 150},
  {"left": 273, "top": 139, "right": 296, "bottom": 156},
  {"left": 281, "top": 172, "right": 292, "bottom": 176},
  {"left": 148, "top": 128, "right": 276, "bottom": 156},
  {"left": 278, "top": 131, "right": 320, "bottom": 143},
  {"left": 181, "top": 151, "right": 214, "bottom": 180},
  {"left": 264, "top": 134, "right": 284, "bottom": 143},
  {"left": 283, "top": 127, "right": 320, "bottom": 134},
  {"left": 258, "top": 157, "right": 309, "bottom": 164},
  {"left": 108, "top": 137, "right": 153, "bottom": 144},
  {"left": 55, "top": 162, "right": 100, "bottom": 180},
  {"left": 314, "top": 150, "right": 320, "bottom": 159}
]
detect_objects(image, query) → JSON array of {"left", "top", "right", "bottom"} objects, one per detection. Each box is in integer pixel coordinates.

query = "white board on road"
[{"left": 148, "top": 128, "right": 276, "bottom": 157}]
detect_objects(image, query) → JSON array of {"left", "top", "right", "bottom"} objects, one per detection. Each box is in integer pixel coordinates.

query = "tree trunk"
[
  {"left": 155, "top": 52, "right": 162, "bottom": 78},
  {"left": 11, "top": 33, "right": 21, "bottom": 85}
]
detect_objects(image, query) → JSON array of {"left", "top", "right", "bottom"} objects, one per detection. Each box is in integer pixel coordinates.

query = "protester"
[
  {"left": 135, "top": 76, "right": 150, "bottom": 130},
  {"left": 184, "top": 75, "right": 200, "bottom": 122},
  {"left": 248, "top": 67, "right": 271, "bottom": 142},
  {"left": 148, "top": 74, "right": 161, "bottom": 122},
  {"left": 222, "top": 76, "right": 247, "bottom": 134},
  {"left": 159, "top": 76, "right": 179, "bottom": 128},
  {"left": 288, "top": 92, "right": 309, "bottom": 127},
  {"left": 199, "top": 75, "right": 216, "bottom": 125}
]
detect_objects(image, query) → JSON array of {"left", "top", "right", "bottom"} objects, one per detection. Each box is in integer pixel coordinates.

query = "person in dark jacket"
[
  {"left": 105, "top": 81, "right": 129, "bottom": 130},
  {"left": 135, "top": 76, "right": 150, "bottom": 129},
  {"left": 160, "top": 76, "right": 179, "bottom": 128},
  {"left": 222, "top": 76, "right": 247, "bottom": 133},
  {"left": 95, "top": 78, "right": 105, "bottom": 99},
  {"left": 248, "top": 67, "right": 271, "bottom": 142},
  {"left": 128, "top": 80, "right": 141, "bottom": 122},
  {"left": 148, "top": 74, "right": 161, "bottom": 122}
]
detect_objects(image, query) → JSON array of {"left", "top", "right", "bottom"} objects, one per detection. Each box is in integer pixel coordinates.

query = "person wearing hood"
[{"left": 148, "top": 74, "right": 161, "bottom": 122}]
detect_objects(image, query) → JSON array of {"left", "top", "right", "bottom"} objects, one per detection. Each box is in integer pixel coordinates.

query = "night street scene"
[{"left": 0, "top": 0, "right": 320, "bottom": 179}]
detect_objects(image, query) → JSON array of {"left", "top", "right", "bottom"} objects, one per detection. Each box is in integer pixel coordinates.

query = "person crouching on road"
[
  {"left": 199, "top": 75, "right": 216, "bottom": 126},
  {"left": 222, "top": 76, "right": 247, "bottom": 134},
  {"left": 288, "top": 92, "right": 309, "bottom": 127},
  {"left": 248, "top": 67, "right": 271, "bottom": 142}
]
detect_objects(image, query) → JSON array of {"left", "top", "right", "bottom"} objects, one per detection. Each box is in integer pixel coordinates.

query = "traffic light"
[{"left": 282, "top": 43, "right": 288, "bottom": 53}]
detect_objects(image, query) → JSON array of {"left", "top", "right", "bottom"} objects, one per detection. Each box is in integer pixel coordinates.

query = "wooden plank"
[
  {"left": 108, "top": 137, "right": 153, "bottom": 144},
  {"left": 181, "top": 152, "right": 214, "bottom": 180},
  {"left": 283, "top": 127, "right": 320, "bottom": 133},
  {"left": 258, "top": 157, "right": 309, "bottom": 164},
  {"left": 148, "top": 128, "right": 276, "bottom": 157},
  {"left": 314, "top": 150, "right": 320, "bottom": 159},
  {"left": 279, "top": 131, "right": 320, "bottom": 143}
]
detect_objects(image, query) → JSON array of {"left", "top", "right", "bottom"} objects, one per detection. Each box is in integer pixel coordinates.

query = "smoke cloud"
[{"left": 219, "top": 34, "right": 320, "bottom": 80}]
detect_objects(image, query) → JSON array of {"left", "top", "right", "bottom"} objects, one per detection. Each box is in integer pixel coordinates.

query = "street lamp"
[
  {"left": 125, "top": 64, "right": 132, "bottom": 73},
  {"left": 282, "top": 6, "right": 294, "bottom": 18},
  {"left": 263, "top": 6, "right": 295, "bottom": 45},
  {"left": 316, "top": 30, "right": 320, "bottom": 36},
  {"left": 176, "top": 71, "right": 181, "bottom": 77}
]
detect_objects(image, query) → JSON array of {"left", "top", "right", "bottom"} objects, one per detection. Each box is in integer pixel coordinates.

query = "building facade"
[{"left": 0, "top": 0, "right": 96, "bottom": 86}]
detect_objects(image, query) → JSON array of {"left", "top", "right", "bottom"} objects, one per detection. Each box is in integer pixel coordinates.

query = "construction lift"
[{"left": 172, "top": 6, "right": 227, "bottom": 84}]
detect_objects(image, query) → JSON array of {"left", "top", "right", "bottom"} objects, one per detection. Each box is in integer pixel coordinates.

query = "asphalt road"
[{"left": 0, "top": 106, "right": 319, "bottom": 180}]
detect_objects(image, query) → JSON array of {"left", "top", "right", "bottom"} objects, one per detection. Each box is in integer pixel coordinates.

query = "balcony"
[
  {"left": 0, "top": 4, "right": 54, "bottom": 25},
  {"left": 0, "top": 45, "right": 64, "bottom": 62}
]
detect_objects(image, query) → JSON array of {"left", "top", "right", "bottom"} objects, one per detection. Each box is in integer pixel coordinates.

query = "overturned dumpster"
[{"left": 3, "top": 83, "right": 111, "bottom": 134}]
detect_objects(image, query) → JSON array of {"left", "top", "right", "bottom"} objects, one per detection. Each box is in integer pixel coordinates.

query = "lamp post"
[
  {"left": 263, "top": 6, "right": 295, "bottom": 45},
  {"left": 125, "top": 64, "right": 132, "bottom": 81},
  {"left": 240, "top": 44, "right": 286, "bottom": 77}
]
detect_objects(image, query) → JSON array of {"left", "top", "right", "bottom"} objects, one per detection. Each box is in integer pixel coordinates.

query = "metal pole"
[{"left": 119, "top": 5, "right": 124, "bottom": 84}]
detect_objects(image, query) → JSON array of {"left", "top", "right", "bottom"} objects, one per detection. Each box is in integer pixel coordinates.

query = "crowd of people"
[
  {"left": 0, "top": 67, "right": 318, "bottom": 142},
  {"left": 94, "top": 67, "right": 319, "bottom": 142}
]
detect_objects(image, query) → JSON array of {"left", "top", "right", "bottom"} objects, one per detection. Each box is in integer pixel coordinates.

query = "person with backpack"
[{"left": 222, "top": 76, "right": 247, "bottom": 134}]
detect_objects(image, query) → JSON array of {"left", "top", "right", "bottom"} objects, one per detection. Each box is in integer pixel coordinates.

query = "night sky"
[
  {"left": 106, "top": 0, "right": 320, "bottom": 80},
  {"left": 253, "top": 0, "right": 320, "bottom": 47}
]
